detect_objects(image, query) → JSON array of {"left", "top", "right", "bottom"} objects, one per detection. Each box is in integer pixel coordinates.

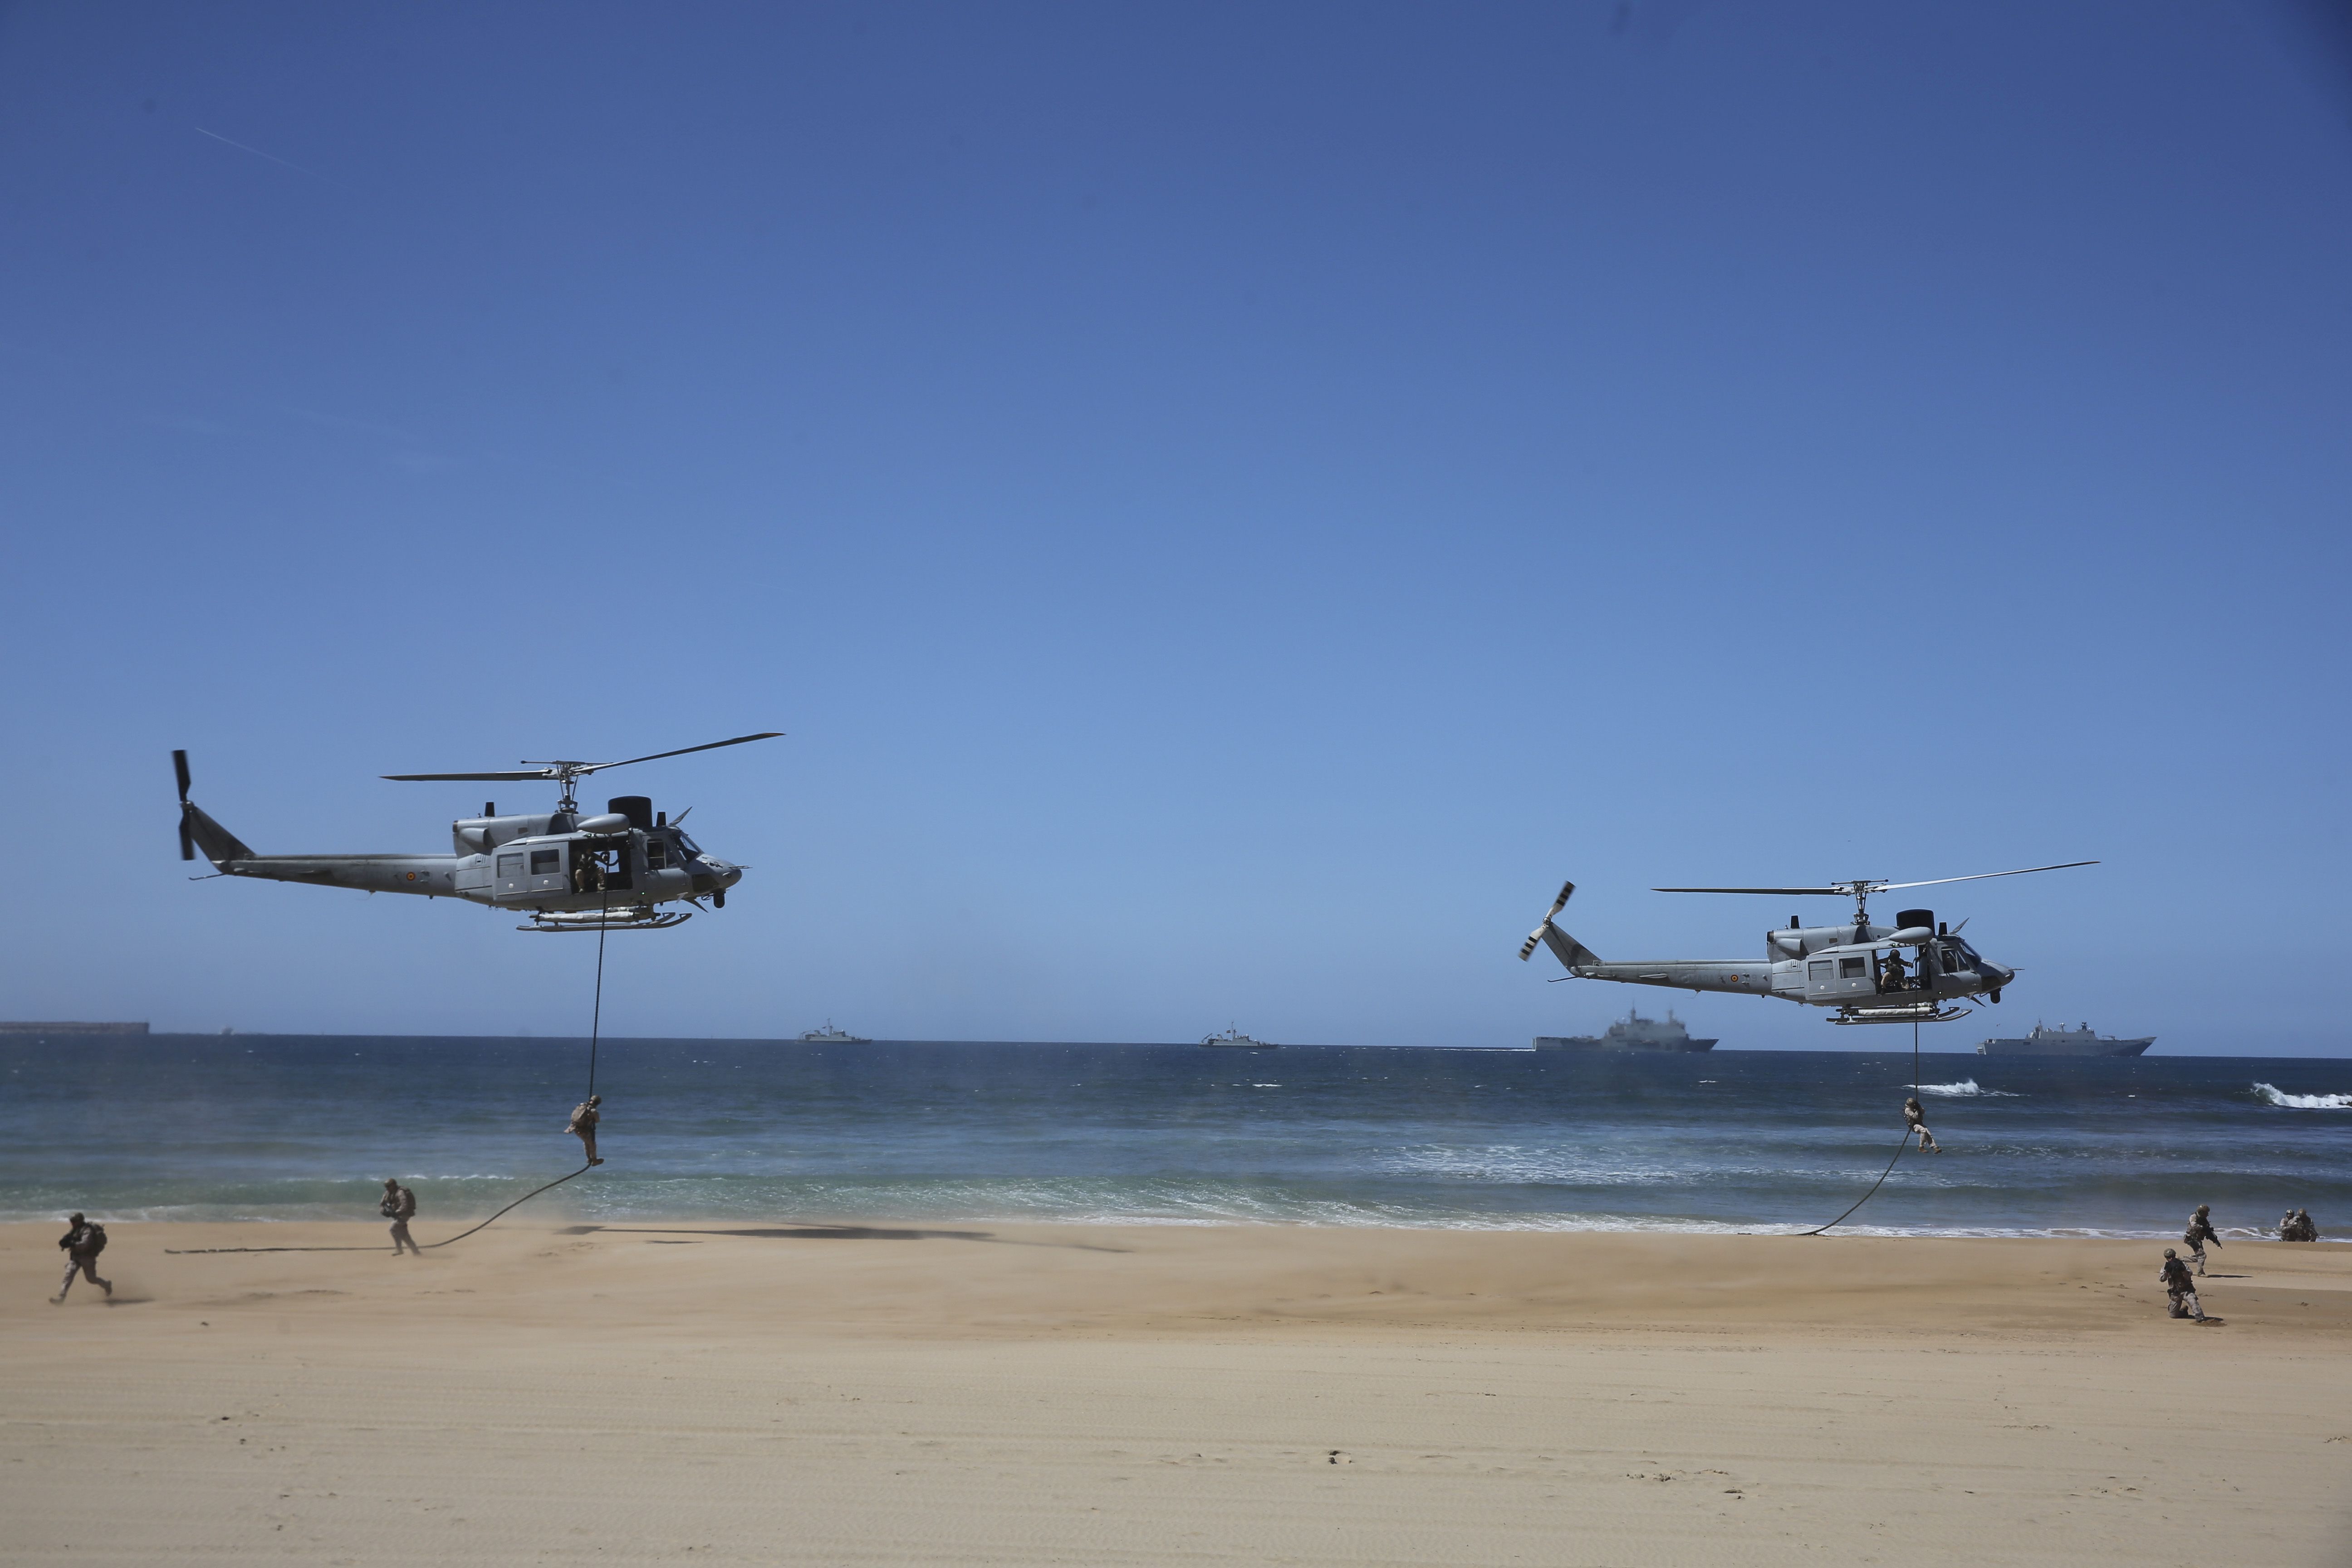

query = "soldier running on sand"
[
  {"left": 381, "top": 1179, "right": 420, "bottom": 1255},
  {"left": 2183, "top": 1204, "right": 2221, "bottom": 1275},
  {"left": 52, "top": 1213, "right": 111, "bottom": 1303},
  {"left": 2160, "top": 1249, "right": 2215, "bottom": 1322},
  {"left": 567, "top": 1094, "right": 604, "bottom": 1166},
  {"left": 1902, "top": 1096, "right": 1942, "bottom": 1153}
]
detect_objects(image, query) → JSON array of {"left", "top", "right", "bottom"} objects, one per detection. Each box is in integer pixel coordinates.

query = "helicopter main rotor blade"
[
  {"left": 383, "top": 734, "right": 781, "bottom": 788},
  {"left": 568, "top": 732, "right": 785, "bottom": 776},
  {"left": 1871, "top": 861, "right": 2098, "bottom": 891},
  {"left": 1651, "top": 886, "right": 1848, "bottom": 896}
]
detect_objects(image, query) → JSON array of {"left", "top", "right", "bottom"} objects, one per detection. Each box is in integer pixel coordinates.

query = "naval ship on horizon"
[
  {"left": 1978, "top": 1021, "right": 2154, "bottom": 1057},
  {"left": 1534, "top": 1007, "right": 1717, "bottom": 1053},
  {"left": 797, "top": 1021, "right": 871, "bottom": 1044}
]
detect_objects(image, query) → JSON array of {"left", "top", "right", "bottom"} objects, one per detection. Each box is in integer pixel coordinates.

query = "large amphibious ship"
[
  {"left": 1978, "top": 1021, "right": 2153, "bottom": 1057},
  {"left": 1534, "top": 1007, "right": 1717, "bottom": 1053}
]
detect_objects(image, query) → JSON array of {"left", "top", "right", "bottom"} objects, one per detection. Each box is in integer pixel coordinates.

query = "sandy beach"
[{"left": 4, "top": 1220, "right": 2347, "bottom": 1566}]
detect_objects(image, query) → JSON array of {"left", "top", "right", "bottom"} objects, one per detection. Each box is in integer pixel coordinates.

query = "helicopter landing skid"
[
  {"left": 518, "top": 909, "right": 693, "bottom": 933},
  {"left": 1831, "top": 1001, "right": 1972, "bottom": 1025}
]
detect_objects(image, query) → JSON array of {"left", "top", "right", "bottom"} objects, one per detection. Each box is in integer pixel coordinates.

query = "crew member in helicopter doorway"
[
  {"left": 1901, "top": 1097, "right": 1942, "bottom": 1153},
  {"left": 2182, "top": 1205, "right": 2221, "bottom": 1275},
  {"left": 381, "top": 1179, "right": 420, "bottom": 1256},
  {"left": 568, "top": 1094, "right": 604, "bottom": 1166}
]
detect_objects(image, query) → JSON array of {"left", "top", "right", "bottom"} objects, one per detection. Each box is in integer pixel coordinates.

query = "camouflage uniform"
[
  {"left": 381, "top": 1181, "right": 420, "bottom": 1255},
  {"left": 2182, "top": 1207, "right": 2220, "bottom": 1275},
  {"left": 2160, "top": 1252, "right": 2205, "bottom": 1320},
  {"left": 53, "top": 1215, "right": 111, "bottom": 1303},
  {"left": 568, "top": 1096, "right": 603, "bottom": 1165}
]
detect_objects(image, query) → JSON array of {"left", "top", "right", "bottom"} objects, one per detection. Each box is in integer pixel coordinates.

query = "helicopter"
[
  {"left": 1517, "top": 862, "right": 2097, "bottom": 1024},
  {"left": 174, "top": 733, "right": 781, "bottom": 932}
]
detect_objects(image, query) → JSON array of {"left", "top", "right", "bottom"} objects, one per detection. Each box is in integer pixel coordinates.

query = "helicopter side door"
[
  {"left": 1804, "top": 948, "right": 1879, "bottom": 1004},
  {"left": 491, "top": 838, "right": 571, "bottom": 902}
]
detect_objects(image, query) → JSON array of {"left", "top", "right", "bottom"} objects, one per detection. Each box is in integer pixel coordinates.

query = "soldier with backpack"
[
  {"left": 567, "top": 1094, "right": 604, "bottom": 1166},
  {"left": 2160, "top": 1248, "right": 2216, "bottom": 1323},
  {"left": 381, "top": 1179, "right": 421, "bottom": 1256},
  {"left": 52, "top": 1212, "right": 112, "bottom": 1303},
  {"left": 2182, "top": 1205, "right": 2221, "bottom": 1275}
]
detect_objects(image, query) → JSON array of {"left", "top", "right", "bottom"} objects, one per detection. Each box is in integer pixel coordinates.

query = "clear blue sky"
[{"left": 4, "top": 3, "right": 2346, "bottom": 1052}]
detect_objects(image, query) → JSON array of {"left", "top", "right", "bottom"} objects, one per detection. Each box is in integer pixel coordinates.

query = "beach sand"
[{"left": 3, "top": 1220, "right": 2347, "bottom": 1565}]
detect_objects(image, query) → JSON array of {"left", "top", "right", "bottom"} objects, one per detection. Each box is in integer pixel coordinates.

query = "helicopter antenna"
[{"left": 382, "top": 732, "right": 784, "bottom": 812}]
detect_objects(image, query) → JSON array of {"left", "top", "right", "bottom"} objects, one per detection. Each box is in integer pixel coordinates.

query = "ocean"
[{"left": 4, "top": 1036, "right": 2347, "bottom": 1239}]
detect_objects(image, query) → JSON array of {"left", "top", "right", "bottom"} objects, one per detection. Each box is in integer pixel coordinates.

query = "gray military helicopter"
[
  {"left": 175, "top": 733, "right": 780, "bottom": 932},
  {"left": 1518, "top": 863, "right": 2096, "bottom": 1024}
]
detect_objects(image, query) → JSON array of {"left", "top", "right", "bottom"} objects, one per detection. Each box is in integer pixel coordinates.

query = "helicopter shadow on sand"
[{"left": 554, "top": 1224, "right": 1132, "bottom": 1253}]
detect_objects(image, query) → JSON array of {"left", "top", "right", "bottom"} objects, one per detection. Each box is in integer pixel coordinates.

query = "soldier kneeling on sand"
[
  {"left": 2160, "top": 1249, "right": 2215, "bottom": 1323},
  {"left": 2281, "top": 1208, "right": 2319, "bottom": 1243},
  {"left": 52, "top": 1212, "right": 112, "bottom": 1303}
]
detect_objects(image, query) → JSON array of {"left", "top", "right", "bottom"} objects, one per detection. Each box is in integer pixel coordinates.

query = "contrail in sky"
[{"left": 194, "top": 125, "right": 324, "bottom": 180}]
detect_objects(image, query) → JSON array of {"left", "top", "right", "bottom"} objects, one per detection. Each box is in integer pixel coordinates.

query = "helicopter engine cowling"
[{"left": 574, "top": 813, "right": 633, "bottom": 834}]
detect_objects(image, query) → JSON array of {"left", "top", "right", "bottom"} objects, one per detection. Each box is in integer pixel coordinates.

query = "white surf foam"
[
  {"left": 2252, "top": 1082, "right": 2352, "bottom": 1110},
  {"left": 1915, "top": 1079, "right": 2019, "bottom": 1098}
]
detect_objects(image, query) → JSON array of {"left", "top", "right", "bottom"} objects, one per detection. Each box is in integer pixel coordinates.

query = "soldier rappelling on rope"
[
  {"left": 568, "top": 1094, "right": 604, "bottom": 1166},
  {"left": 1902, "top": 1096, "right": 1942, "bottom": 1153}
]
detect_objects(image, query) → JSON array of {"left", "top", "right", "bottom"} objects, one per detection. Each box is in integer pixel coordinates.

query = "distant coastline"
[{"left": 24, "top": 1033, "right": 2348, "bottom": 1058}]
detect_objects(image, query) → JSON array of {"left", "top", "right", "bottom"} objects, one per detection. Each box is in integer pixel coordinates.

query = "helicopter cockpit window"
[{"left": 675, "top": 833, "right": 702, "bottom": 861}]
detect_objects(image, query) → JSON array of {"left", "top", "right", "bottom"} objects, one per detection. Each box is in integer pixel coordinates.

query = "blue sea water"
[{"left": 3, "top": 1036, "right": 2347, "bottom": 1239}]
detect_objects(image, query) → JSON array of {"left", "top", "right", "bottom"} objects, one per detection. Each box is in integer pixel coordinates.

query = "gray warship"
[
  {"left": 1200, "top": 1027, "right": 1278, "bottom": 1049},
  {"left": 1977, "top": 1021, "right": 2153, "bottom": 1058},
  {"left": 798, "top": 1021, "right": 871, "bottom": 1044},
  {"left": 1534, "top": 1007, "right": 1717, "bottom": 1053}
]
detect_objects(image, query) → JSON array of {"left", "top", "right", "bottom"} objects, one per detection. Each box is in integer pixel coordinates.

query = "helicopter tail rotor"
[
  {"left": 174, "top": 750, "right": 195, "bottom": 861},
  {"left": 172, "top": 750, "right": 256, "bottom": 867},
  {"left": 1518, "top": 881, "right": 1575, "bottom": 961},
  {"left": 1519, "top": 881, "right": 1604, "bottom": 973}
]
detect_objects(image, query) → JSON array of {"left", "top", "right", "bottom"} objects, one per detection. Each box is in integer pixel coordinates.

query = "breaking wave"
[
  {"left": 2252, "top": 1083, "right": 2352, "bottom": 1110},
  {"left": 1915, "top": 1080, "right": 2019, "bottom": 1098}
]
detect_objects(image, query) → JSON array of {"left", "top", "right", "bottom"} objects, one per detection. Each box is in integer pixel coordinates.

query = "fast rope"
[
  {"left": 172, "top": 858, "right": 622, "bottom": 1258},
  {"left": 163, "top": 1165, "right": 594, "bottom": 1254},
  {"left": 587, "top": 874, "right": 609, "bottom": 1098},
  {"left": 1803, "top": 1018, "right": 1922, "bottom": 1236}
]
